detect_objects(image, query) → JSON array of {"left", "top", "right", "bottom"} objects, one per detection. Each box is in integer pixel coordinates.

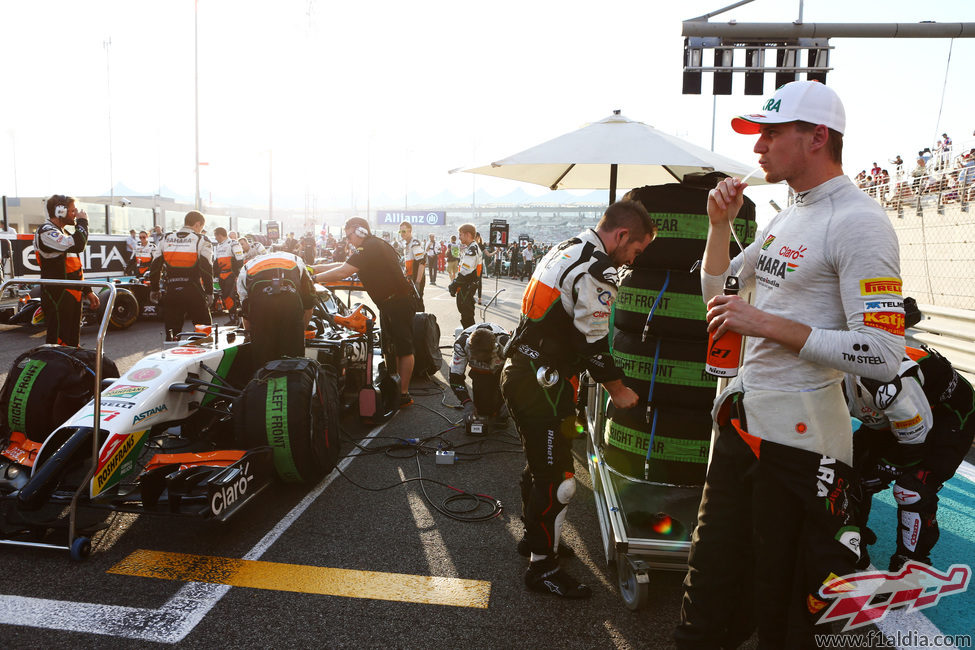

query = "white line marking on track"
[{"left": 0, "top": 422, "right": 391, "bottom": 643}]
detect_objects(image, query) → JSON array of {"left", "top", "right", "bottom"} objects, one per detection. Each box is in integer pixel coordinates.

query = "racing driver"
[{"left": 501, "top": 199, "right": 655, "bottom": 598}]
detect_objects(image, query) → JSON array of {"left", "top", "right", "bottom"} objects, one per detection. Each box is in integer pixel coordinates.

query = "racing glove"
[{"left": 448, "top": 279, "right": 459, "bottom": 297}]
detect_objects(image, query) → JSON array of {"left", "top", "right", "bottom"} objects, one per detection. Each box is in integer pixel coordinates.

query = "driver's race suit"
[
  {"left": 149, "top": 227, "right": 213, "bottom": 338},
  {"left": 449, "top": 322, "right": 509, "bottom": 417},
  {"left": 500, "top": 229, "right": 624, "bottom": 557},
  {"left": 134, "top": 240, "right": 157, "bottom": 277},
  {"left": 847, "top": 344, "right": 975, "bottom": 570},
  {"left": 34, "top": 217, "right": 90, "bottom": 346},
  {"left": 678, "top": 175, "right": 905, "bottom": 649}
]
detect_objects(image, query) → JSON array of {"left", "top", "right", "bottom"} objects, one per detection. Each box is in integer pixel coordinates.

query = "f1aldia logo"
[{"left": 818, "top": 561, "right": 971, "bottom": 631}]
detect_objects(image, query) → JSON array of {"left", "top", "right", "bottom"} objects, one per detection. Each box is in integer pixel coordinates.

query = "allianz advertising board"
[{"left": 376, "top": 211, "right": 446, "bottom": 227}]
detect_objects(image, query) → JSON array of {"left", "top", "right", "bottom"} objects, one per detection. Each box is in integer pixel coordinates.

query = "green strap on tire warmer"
[
  {"left": 605, "top": 418, "right": 708, "bottom": 463},
  {"left": 265, "top": 375, "right": 302, "bottom": 482},
  {"left": 8, "top": 360, "right": 47, "bottom": 432}
]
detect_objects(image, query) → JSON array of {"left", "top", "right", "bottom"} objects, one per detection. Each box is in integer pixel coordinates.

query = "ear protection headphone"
[
  {"left": 354, "top": 225, "right": 369, "bottom": 238},
  {"left": 54, "top": 205, "right": 68, "bottom": 219}
]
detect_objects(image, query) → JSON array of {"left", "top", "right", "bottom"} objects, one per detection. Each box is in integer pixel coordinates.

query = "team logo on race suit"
[
  {"left": 597, "top": 289, "right": 612, "bottom": 305},
  {"left": 103, "top": 384, "right": 147, "bottom": 399},
  {"left": 818, "top": 562, "right": 971, "bottom": 631},
  {"left": 761, "top": 235, "right": 776, "bottom": 250},
  {"left": 863, "top": 299, "right": 904, "bottom": 311},
  {"left": 127, "top": 366, "right": 162, "bottom": 382},
  {"left": 863, "top": 311, "right": 905, "bottom": 336},
  {"left": 860, "top": 277, "right": 903, "bottom": 296}
]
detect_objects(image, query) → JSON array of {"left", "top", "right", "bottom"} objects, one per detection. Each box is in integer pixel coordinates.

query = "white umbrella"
[{"left": 452, "top": 110, "right": 768, "bottom": 203}]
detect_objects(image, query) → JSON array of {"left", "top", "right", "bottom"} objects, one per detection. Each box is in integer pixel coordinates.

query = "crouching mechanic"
[
  {"left": 847, "top": 338, "right": 975, "bottom": 572},
  {"left": 450, "top": 323, "right": 510, "bottom": 431},
  {"left": 237, "top": 250, "right": 316, "bottom": 365},
  {"left": 501, "top": 200, "right": 655, "bottom": 598}
]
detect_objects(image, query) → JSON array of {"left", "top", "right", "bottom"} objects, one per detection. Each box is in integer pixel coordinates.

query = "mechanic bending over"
[
  {"left": 501, "top": 199, "right": 656, "bottom": 599},
  {"left": 449, "top": 323, "right": 510, "bottom": 429},
  {"left": 447, "top": 223, "right": 482, "bottom": 330},
  {"left": 240, "top": 234, "right": 267, "bottom": 262},
  {"left": 212, "top": 227, "right": 245, "bottom": 322},
  {"left": 237, "top": 250, "right": 316, "bottom": 365},
  {"left": 846, "top": 307, "right": 975, "bottom": 572},
  {"left": 676, "top": 81, "right": 906, "bottom": 649},
  {"left": 312, "top": 217, "right": 417, "bottom": 408},
  {"left": 149, "top": 210, "right": 213, "bottom": 340},
  {"left": 34, "top": 194, "right": 100, "bottom": 346}
]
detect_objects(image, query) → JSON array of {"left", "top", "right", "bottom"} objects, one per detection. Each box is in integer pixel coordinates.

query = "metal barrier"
[{"left": 909, "top": 302, "right": 975, "bottom": 384}]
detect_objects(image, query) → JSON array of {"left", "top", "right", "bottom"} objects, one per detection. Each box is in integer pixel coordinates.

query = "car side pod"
[{"left": 17, "top": 426, "right": 96, "bottom": 511}]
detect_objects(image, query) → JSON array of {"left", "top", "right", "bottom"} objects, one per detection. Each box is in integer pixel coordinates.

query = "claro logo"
[{"left": 210, "top": 462, "right": 254, "bottom": 517}]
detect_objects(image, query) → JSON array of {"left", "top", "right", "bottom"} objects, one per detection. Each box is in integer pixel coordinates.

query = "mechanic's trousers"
[
  {"left": 161, "top": 284, "right": 211, "bottom": 339},
  {"left": 218, "top": 274, "right": 239, "bottom": 312},
  {"left": 471, "top": 370, "right": 503, "bottom": 417},
  {"left": 456, "top": 284, "right": 475, "bottom": 329},
  {"left": 41, "top": 286, "right": 82, "bottom": 346},
  {"left": 247, "top": 291, "right": 305, "bottom": 366},
  {"left": 676, "top": 397, "right": 862, "bottom": 650},
  {"left": 501, "top": 352, "right": 578, "bottom": 555}
]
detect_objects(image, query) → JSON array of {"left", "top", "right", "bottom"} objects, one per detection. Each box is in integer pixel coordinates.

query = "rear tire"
[
  {"left": 97, "top": 288, "right": 139, "bottom": 330},
  {"left": 235, "top": 358, "right": 340, "bottom": 484}
]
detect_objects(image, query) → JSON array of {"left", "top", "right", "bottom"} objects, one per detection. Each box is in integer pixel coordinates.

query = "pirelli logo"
[
  {"left": 860, "top": 277, "right": 902, "bottom": 296},
  {"left": 863, "top": 311, "right": 905, "bottom": 335},
  {"left": 893, "top": 414, "right": 922, "bottom": 429}
]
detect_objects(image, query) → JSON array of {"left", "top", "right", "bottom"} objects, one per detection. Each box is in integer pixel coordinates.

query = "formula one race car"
[
  {"left": 0, "top": 280, "right": 398, "bottom": 560},
  {"left": 2, "top": 279, "right": 149, "bottom": 331}
]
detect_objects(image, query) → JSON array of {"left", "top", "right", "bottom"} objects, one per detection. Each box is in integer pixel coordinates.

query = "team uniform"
[
  {"left": 402, "top": 235, "right": 425, "bottom": 302},
  {"left": 133, "top": 241, "right": 156, "bottom": 277},
  {"left": 449, "top": 241, "right": 482, "bottom": 329},
  {"left": 213, "top": 237, "right": 245, "bottom": 313},
  {"left": 678, "top": 176, "right": 906, "bottom": 648},
  {"left": 242, "top": 240, "right": 267, "bottom": 263},
  {"left": 501, "top": 229, "right": 624, "bottom": 568},
  {"left": 847, "top": 345, "right": 975, "bottom": 571},
  {"left": 149, "top": 226, "right": 213, "bottom": 338},
  {"left": 449, "top": 323, "right": 509, "bottom": 417},
  {"left": 237, "top": 251, "right": 316, "bottom": 365},
  {"left": 34, "top": 218, "right": 90, "bottom": 346}
]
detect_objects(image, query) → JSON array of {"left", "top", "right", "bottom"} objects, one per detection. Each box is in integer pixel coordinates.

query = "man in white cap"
[{"left": 675, "top": 81, "right": 906, "bottom": 648}]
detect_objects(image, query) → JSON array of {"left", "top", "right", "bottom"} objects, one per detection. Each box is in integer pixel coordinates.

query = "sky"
[{"left": 1, "top": 0, "right": 973, "bottom": 223}]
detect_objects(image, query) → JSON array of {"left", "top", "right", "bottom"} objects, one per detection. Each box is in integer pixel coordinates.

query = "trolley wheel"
[
  {"left": 616, "top": 554, "right": 650, "bottom": 611},
  {"left": 70, "top": 536, "right": 92, "bottom": 562}
]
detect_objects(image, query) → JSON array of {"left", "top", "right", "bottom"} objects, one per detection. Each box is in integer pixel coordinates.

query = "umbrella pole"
[{"left": 609, "top": 163, "right": 618, "bottom": 204}]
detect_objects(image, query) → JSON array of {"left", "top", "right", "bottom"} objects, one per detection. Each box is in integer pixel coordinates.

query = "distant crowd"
[{"left": 855, "top": 131, "right": 975, "bottom": 205}]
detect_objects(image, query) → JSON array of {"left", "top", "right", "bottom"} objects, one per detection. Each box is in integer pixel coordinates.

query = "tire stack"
[{"left": 606, "top": 179, "right": 756, "bottom": 485}]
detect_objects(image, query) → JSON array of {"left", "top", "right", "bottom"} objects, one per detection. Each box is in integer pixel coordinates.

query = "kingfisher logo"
[{"left": 818, "top": 562, "right": 970, "bottom": 631}]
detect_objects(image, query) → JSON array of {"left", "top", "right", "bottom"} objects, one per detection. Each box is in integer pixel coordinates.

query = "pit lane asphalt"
[{"left": 0, "top": 277, "right": 695, "bottom": 650}]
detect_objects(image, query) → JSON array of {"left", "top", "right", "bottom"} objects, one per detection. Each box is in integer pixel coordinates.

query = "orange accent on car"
[
  {"left": 2, "top": 431, "right": 43, "bottom": 467},
  {"left": 142, "top": 449, "right": 247, "bottom": 473}
]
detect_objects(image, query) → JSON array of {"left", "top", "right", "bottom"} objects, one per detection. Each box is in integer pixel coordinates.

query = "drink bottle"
[{"left": 705, "top": 275, "right": 743, "bottom": 377}]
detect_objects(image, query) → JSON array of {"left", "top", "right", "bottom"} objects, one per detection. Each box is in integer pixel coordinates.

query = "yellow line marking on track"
[{"left": 108, "top": 549, "right": 490, "bottom": 609}]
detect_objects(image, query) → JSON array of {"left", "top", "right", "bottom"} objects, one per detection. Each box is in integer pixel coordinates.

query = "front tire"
[
  {"left": 235, "top": 358, "right": 341, "bottom": 484},
  {"left": 97, "top": 287, "right": 139, "bottom": 330}
]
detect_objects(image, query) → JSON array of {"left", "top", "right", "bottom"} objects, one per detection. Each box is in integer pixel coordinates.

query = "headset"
[
  {"left": 54, "top": 205, "right": 68, "bottom": 219},
  {"left": 354, "top": 225, "right": 369, "bottom": 238}
]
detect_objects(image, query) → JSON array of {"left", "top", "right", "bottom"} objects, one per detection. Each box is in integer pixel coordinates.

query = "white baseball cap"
[{"left": 731, "top": 80, "right": 846, "bottom": 135}]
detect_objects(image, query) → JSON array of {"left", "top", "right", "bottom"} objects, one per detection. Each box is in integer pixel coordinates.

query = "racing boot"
[
  {"left": 889, "top": 553, "right": 931, "bottom": 572},
  {"left": 524, "top": 556, "right": 591, "bottom": 599}
]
